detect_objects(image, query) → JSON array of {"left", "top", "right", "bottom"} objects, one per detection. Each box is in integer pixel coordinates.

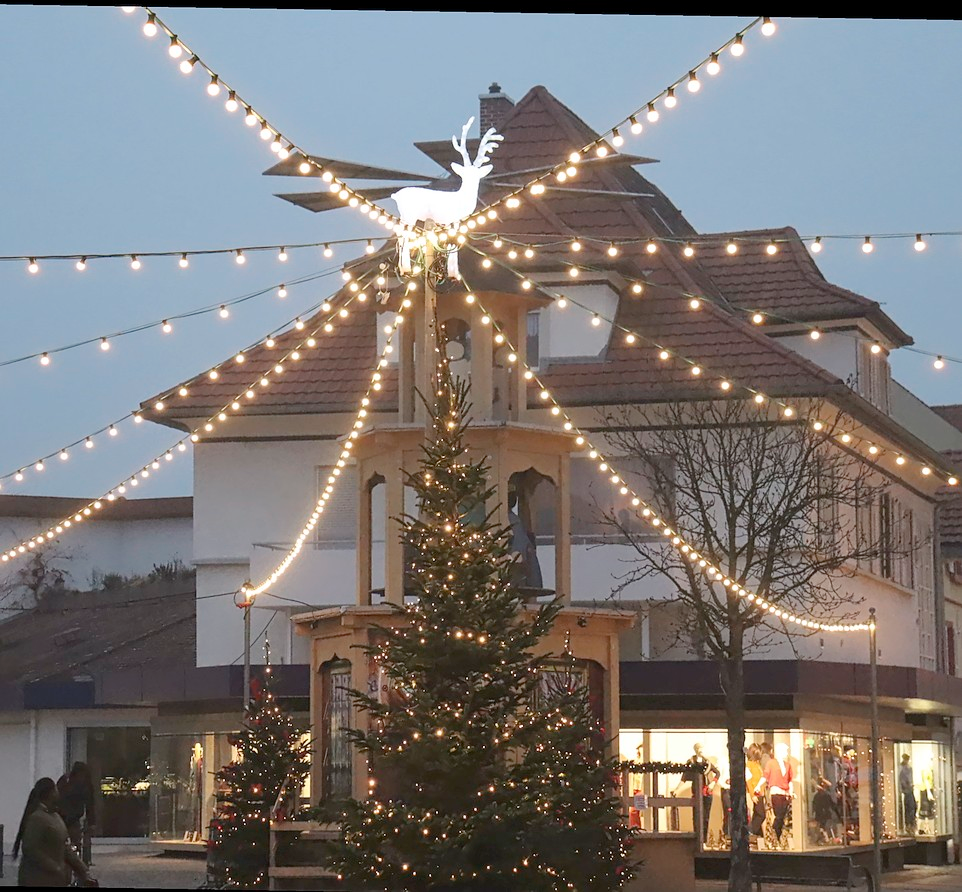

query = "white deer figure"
[{"left": 392, "top": 116, "right": 503, "bottom": 276}]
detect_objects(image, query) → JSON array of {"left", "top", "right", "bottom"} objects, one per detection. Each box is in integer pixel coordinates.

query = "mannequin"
[
  {"left": 918, "top": 757, "right": 937, "bottom": 834},
  {"left": 746, "top": 744, "right": 766, "bottom": 844},
  {"left": 763, "top": 742, "right": 793, "bottom": 848},
  {"left": 673, "top": 743, "right": 718, "bottom": 841},
  {"left": 899, "top": 753, "right": 917, "bottom": 834}
]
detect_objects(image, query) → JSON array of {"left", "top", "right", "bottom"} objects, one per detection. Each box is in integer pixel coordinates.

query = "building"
[{"left": 132, "top": 83, "right": 962, "bottom": 868}]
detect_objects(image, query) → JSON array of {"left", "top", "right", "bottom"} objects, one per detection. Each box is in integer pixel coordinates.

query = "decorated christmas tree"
[
  {"left": 324, "top": 355, "right": 632, "bottom": 890},
  {"left": 208, "top": 662, "right": 311, "bottom": 889}
]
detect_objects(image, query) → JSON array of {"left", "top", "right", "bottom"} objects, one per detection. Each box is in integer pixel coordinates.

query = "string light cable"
[
  {"left": 462, "top": 283, "right": 871, "bottom": 635},
  {"left": 463, "top": 241, "right": 960, "bottom": 488},
  {"left": 241, "top": 297, "right": 409, "bottom": 598},
  {"left": 0, "top": 265, "right": 356, "bottom": 489},
  {"left": 463, "top": 16, "right": 773, "bottom": 227},
  {"left": 5, "top": 234, "right": 375, "bottom": 276},
  {"left": 125, "top": 7, "right": 407, "bottom": 235},
  {"left": 0, "top": 260, "right": 393, "bottom": 561},
  {"left": 476, "top": 231, "right": 962, "bottom": 373}
]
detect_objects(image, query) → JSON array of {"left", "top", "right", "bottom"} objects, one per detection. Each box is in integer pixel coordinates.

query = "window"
[
  {"left": 321, "top": 661, "right": 352, "bottom": 801},
  {"left": 856, "top": 341, "right": 890, "bottom": 413},
  {"left": 526, "top": 310, "right": 541, "bottom": 368},
  {"left": 815, "top": 458, "right": 841, "bottom": 557}
]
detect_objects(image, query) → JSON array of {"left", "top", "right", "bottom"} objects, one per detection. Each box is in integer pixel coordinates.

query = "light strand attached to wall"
[
  {"left": 464, "top": 287, "right": 871, "bottom": 634},
  {"left": 5, "top": 234, "right": 380, "bottom": 276},
  {"left": 477, "top": 232, "right": 962, "bottom": 374},
  {"left": 0, "top": 268, "right": 356, "bottom": 489},
  {"left": 241, "top": 303, "right": 409, "bottom": 598},
  {"left": 0, "top": 264, "right": 392, "bottom": 559},
  {"left": 463, "top": 16, "right": 773, "bottom": 227},
  {"left": 1, "top": 265, "right": 342, "bottom": 372},
  {"left": 464, "top": 242, "right": 960, "bottom": 488},
  {"left": 126, "top": 7, "right": 404, "bottom": 233}
]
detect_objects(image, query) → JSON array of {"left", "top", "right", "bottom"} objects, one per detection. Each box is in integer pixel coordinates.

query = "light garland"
[
  {"left": 0, "top": 264, "right": 348, "bottom": 373},
  {"left": 5, "top": 234, "right": 371, "bottom": 276},
  {"left": 241, "top": 302, "right": 409, "bottom": 598},
  {"left": 0, "top": 267, "right": 367, "bottom": 490},
  {"left": 125, "top": 7, "right": 405, "bottom": 234},
  {"left": 0, "top": 263, "right": 392, "bottom": 560},
  {"left": 465, "top": 287, "right": 873, "bottom": 635},
  {"left": 462, "top": 16, "right": 772, "bottom": 228},
  {"left": 477, "top": 232, "right": 962, "bottom": 376},
  {"left": 464, "top": 243, "right": 960, "bottom": 489}
]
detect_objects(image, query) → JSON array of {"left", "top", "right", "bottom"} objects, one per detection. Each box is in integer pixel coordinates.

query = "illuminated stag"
[{"left": 392, "top": 117, "right": 503, "bottom": 273}]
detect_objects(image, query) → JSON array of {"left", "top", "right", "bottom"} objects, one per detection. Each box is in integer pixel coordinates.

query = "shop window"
[
  {"left": 67, "top": 726, "right": 151, "bottom": 839},
  {"left": 894, "top": 740, "right": 952, "bottom": 839},
  {"left": 321, "top": 660, "right": 353, "bottom": 802}
]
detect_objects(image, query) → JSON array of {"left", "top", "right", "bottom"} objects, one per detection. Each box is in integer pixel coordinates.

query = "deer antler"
[
  {"left": 452, "top": 117, "right": 475, "bottom": 166},
  {"left": 474, "top": 127, "right": 504, "bottom": 167}
]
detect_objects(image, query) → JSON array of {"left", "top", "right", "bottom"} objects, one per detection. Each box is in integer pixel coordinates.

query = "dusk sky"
[{"left": 0, "top": 11, "right": 958, "bottom": 500}]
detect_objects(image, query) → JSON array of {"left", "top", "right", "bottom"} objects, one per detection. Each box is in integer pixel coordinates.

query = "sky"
[{"left": 0, "top": 11, "right": 959, "bottom": 501}]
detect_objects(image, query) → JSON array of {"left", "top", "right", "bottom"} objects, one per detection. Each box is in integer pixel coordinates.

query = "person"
[
  {"left": 745, "top": 744, "right": 766, "bottom": 841},
  {"left": 812, "top": 777, "right": 842, "bottom": 844},
  {"left": 14, "top": 777, "right": 91, "bottom": 887},
  {"left": 674, "top": 743, "right": 718, "bottom": 841},
  {"left": 899, "top": 753, "right": 917, "bottom": 833},
  {"left": 57, "top": 762, "right": 96, "bottom": 866}
]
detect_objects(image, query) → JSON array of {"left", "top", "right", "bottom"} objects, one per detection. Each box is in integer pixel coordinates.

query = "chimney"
[{"left": 479, "top": 82, "right": 514, "bottom": 134}]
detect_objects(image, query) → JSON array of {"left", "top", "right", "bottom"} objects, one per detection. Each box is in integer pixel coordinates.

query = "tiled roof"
[
  {"left": 939, "top": 450, "right": 962, "bottom": 550},
  {"left": 0, "top": 582, "right": 195, "bottom": 686},
  {"left": 694, "top": 229, "right": 912, "bottom": 346},
  {"left": 934, "top": 405, "right": 962, "bottom": 433},
  {"left": 145, "top": 84, "right": 939, "bottom": 472},
  {"left": 0, "top": 495, "right": 191, "bottom": 520}
]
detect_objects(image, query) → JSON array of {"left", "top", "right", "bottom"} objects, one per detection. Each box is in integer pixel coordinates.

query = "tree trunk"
[{"left": 721, "top": 646, "right": 751, "bottom": 892}]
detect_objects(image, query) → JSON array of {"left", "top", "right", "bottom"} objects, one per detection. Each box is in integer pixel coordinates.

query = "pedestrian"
[
  {"left": 57, "top": 761, "right": 96, "bottom": 865},
  {"left": 13, "top": 776, "right": 92, "bottom": 887}
]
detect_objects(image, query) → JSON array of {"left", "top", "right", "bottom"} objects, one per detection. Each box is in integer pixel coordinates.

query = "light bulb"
[
  {"left": 810, "top": 237, "right": 823, "bottom": 254},
  {"left": 591, "top": 315, "right": 601, "bottom": 327},
  {"left": 707, "top": 53, "right": 721, "bottom": 76},
  {"left": 862, "top": 236, "right": 874, "bottom": 254},
  {"left": 870, "top": 342, "right": 882, "bottom": 354},
  {"left": 225, "top": 91, "right": 238, "bottom": 112},
  {"left": 244, "top": 108, "right": 257, "bottom": 127},
  {"left": 683, "top": 242, "right": 695, "bottom": 258},
  {"left": 646, "top": 103, "right": 659, "bottom": 123},
  {"left": 761, "top": 17, "right": 776, "bottom": 36},
  {"left": 219, "top": 305, "right": 229, "bottom": 318},
  {"left": 179, "top": 55, "right": 197, "bottom": 75},
  {"left": 766, "top": 241, "right": 778, "bottom": 255},
  {"left": 731, "top": 34, "right": 745, "bottom": 56},
  {"left": 646, "top": 240, "right": 658, "bottom": 254},
  {"left": 323, "top": 244, "right": 333, "bottom": 258},
  {"left": 162, "top": 320, "right": 173, "bottom": 334},
  {"left": 130, "top": 255, "right": 141, "bottom": 270},
  {"left": 810, "top": 329, "right": 821, "bottom": 340},
  {"left": 260, "top": 124, "right": 273, "bottom": 141},
  {"left": 914, "top": 234, "right": 927, "bottom": 252},
  {"left": 277, "top": 285, "right": 287, "bottom": 298},
  {"left": 934, "top": 356, "right": 945, "bottom": 370},
  {"left": 27, "top": 258, "right": 39, "bottom": 274},
  {"left": 629, "top": 115, "right": 643, "bottom": 134},
  {"left": 168, "top": 37, "right": 183, "bottom": 59},
  {"left": 60, "top": 450, "right": 68, "bottom": 461},
  {"left": 726, "top": 240, "right": 738, "bottom": 255},
  {"left": 143, "top": 13, "right": 158, "bottom": 37},
  {"left": 687, "top": 71, "right": 700, "bottom": 93},
  {"left": 235, "top": 250, "right": 245, "bottom": 265},
  {"left": 76, "top": 258, "right": 87, "bottom": 271},
  {"left": 270, "top": 136, "right": 282, "bottom": 153},
  {"left": 611, "top": 128, "right": 624, "bottom": 147},
  {"left": 40, "top": 352, "right": 50, "bottom": 366},
  {"left": 207, "top": 76, "right": 221, "bottom": 97},
  {"left": 664, "top": 87, "right": 677, "bottom": 109},
  {"left": 366, "top": 240, "right": 375, "bottom": 255},
  {"left": 179, "top": 254, "right": 189, "bottom": 268},
  {"left": 85, "top": 437, "right": 94, "bottom": 448},
  {"left": 109, "top": 425, "right": 118, "bottom": 436},
  {"left": 100, "top": 337, "right": 110, "bottom": 351},
  {"left": 278, "top": 247, "right": 288, "bottom": 262}
]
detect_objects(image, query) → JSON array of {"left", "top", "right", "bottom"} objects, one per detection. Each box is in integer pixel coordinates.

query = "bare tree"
[{"left": 599, "top": 398, "right": 887, "bottom": 892}]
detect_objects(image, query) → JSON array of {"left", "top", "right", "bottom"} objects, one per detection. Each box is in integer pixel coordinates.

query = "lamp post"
[
  {"left": 869, "top": 607, "right": 882, "bottom": 888},
  {"left": 237, "top": 584, "right": 254, "bottom": 709}
]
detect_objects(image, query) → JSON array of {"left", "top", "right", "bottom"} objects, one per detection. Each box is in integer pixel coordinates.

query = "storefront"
[{"left": 619, "top": 726, "right": 954, "bottom": 854}]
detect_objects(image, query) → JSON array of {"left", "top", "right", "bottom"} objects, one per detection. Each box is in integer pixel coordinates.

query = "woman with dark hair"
[
  {"left": 14, "top": 777, "right": 91, "bottom": 887},
  {"left": 57, "top": 762, "right": 96, "bottom": 865}
]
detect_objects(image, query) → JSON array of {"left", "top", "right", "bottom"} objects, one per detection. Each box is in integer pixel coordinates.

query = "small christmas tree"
[
  {"left": 324, "top": 354, "right": 632, "bottom": 890},
  {"left": 208, "top": 660, "right": 311, "bottom": 889}
]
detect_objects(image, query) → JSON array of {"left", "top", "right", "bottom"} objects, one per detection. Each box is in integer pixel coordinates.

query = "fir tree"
[
  {"left": 324, "top": 357, "right": 632, "bottom": 890},
  {"left": 208, "top": 664, "right": 311, "bottom": 889}
]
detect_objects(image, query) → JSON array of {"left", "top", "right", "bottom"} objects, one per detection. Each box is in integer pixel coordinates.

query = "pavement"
[
  {"left": 0, "top": 849, "right": 960, "bottom": 889},
  {"left": 0, "top": 848, "right": 207, "bottom": 888},
  {"left": 696, "top": 864, "right": 962, "bottom": 891}
]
